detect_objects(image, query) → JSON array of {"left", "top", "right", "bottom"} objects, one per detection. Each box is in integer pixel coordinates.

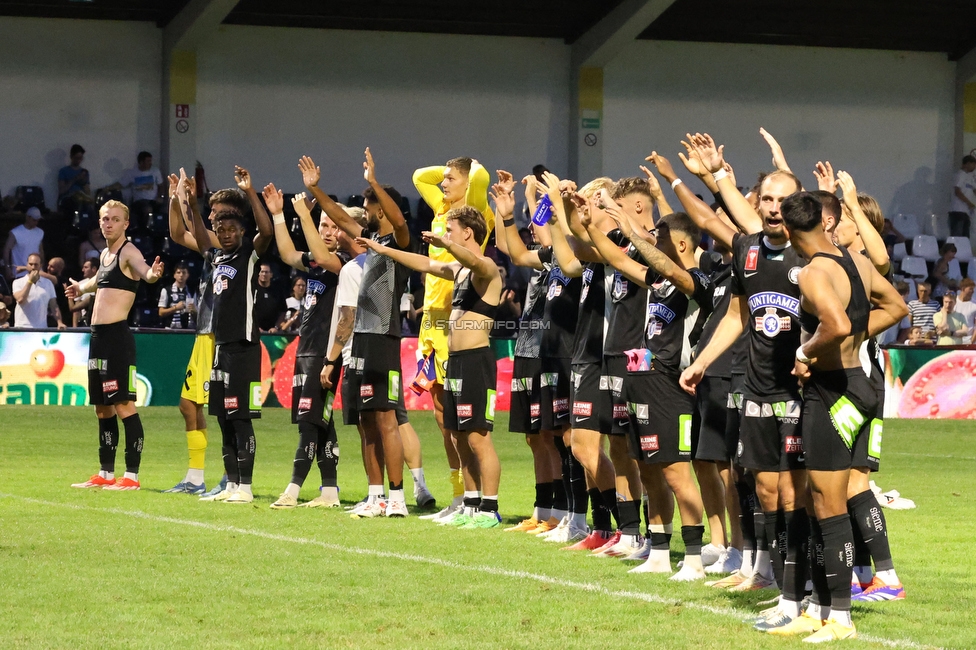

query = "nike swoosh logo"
[
  {"left": 106, "top": 392, "right": 117, "bottom": 398},
  {"left": 575, "top": 416, "right": 590, "bottom": 422},
  {"left": 459, "top": 417, "right": 472, "bottom": 424},
  {"left": 646, "top": 451, "right": 658, "bottom": 458},
  {"left": 744, "top": 272, "right": 758, "bottom": 278},
  {"left": 227, "top": 409, "right": 238, "bottom": 414},
  {"left": 530, "top": 417, "right": 540, "bottom": 423},
  {"left": 362, "top": 397, "right": 373, "bottom": 402},
  {"left": 297, "top": 410, "right": 310, "bottom": 415}
]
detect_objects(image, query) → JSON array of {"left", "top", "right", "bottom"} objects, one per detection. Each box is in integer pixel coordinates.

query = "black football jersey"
[
  {"left": 572, "top": 261, "right": 607, "bottom": 365},
  {"left": 514, "top": 268, "right": 548, "bottom": 359},
  {"left": 297, "top": 251, "right": 350, "bottom": 357},
  {"left": 208, "top": 238, "right": 259, "bottom": 345},
  {"left": 604, "top": 230, "right": 648, "bottom": 357},
  {"left": 538, "top": 247, "right": 581, "bottom": 359},
  {"left": 354, "top": 231, "right": 416, "bottom": 337},
  {"left": 643, "top": 267, "right": 713, "bottom": 373}
]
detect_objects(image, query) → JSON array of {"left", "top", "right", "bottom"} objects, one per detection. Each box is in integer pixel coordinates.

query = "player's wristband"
[
  {"left": 670, "top": 178, "right": 683, "bottom": 190},
  {"left": 711, "top": 169, "right": 729, "bottom": 183},
  {"left": 795, "top": 346, "right": 813, "bottom": 365},
  {"left": 273, "top": 212, "right": 285, "bottom": 225},
  {"left": 502, "top": 218, "right": 515, "bottom": 228}
]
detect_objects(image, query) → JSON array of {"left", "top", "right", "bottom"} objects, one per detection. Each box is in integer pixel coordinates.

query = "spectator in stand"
[
  {"left": 0, "top": 273, "right": 13, "bottom": 310},
  {"left": 931, "top": 242, "right": 958, "bottom": 298},
  {"left": 905, "top": 325, "right": 933, "bottom": 346},
  {"left": 45, "top": 257, "right": 71, "bottom": 326},
  {"left": 58, "top": 144, "right": 92, "bottom": 205},
  {"left": 0, "top": 302, "right": 10, "bottom": 328},
  {"left": 114, "top": 151, "right": 164, "bottom": 207},
  {"left": 12, "top": 253, "right": 64, "bottom": 329},
  {"left": 158, "top": 261, "right": 197, "bottom": 330},
  {"left": 70, "top": 258, "right": 99, "bottom": 327},
  {"left": 907, "top": 281, "right": 940, "bottom": 336},
  {"left": 949, "top": 155, "right": 976, "bottom": 238},
  {"left": 881, "top": 218, "right": 906, "bottom": 248},
  {"left": 77, "top": 225, "right": 107, "bottom": 270},
  {"left": 933, "top": 291, "right": 969, "bottom": 345},
  {"left": 3, "top": 206, "right": 45, "bottom": 280},
  {"left": 254, "top": 262, "right": 285, "bottom": 333},
  {"left": 279, "top": 276, "right": 306, "bottom": 334},
  {"left": 890, "top": 280, "right": 913, "bottom": 344},
  {"left": 954, "top": 278, "right": 976, "bottom": 343}
]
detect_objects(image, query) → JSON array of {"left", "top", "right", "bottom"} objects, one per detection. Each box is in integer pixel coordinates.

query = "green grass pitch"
[{"left": 0, "top": 406, "right": 973, "bottom": 649}]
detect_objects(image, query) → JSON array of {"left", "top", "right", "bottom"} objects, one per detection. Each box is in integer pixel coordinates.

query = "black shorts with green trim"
[
  {"left": 623, "top": 368, "right": 695, "bottom": 464},
  {"left": 444, "top": 346, "right": 496, "bottom": 432},
  {"left": 801, "top": 368, "right": 881, "bottom": 472}
]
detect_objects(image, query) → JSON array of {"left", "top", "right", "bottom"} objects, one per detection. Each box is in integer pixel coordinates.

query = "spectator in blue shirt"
[{"left": 58, "top": 144, "right": 92, "bottom": 204}]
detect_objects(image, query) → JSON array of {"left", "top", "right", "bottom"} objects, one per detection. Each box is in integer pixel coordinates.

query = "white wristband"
[
  {"left": 795, "top": 346, "right": 813, "bottom": 364},
  {"left": 670, "top": 178, "right": 683, "bottom": 190},
  {"left": 712, "top": 169, "right": 729, "bottom": 182},
  {"left": 273, "top": 213, "right": 285, "bottom": 225}
]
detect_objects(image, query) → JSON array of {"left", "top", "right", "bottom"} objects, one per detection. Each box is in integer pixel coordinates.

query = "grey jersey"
[
  {"left": 195, "top": 254, "right": 214, "bottom": 335},
  {"left": 353, "top": 231, "right": 415, "bottom": 337},
  {"left": 514, "top": 268, "right": 548, "bottom": 359}
]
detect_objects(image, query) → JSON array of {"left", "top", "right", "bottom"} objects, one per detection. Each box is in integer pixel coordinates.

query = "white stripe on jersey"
[
  {"left": 680, "top": 299, "right": 701, "bottom": 371},
  {"left": 245, "top": 250, "right": 258, "bottom": 342}
]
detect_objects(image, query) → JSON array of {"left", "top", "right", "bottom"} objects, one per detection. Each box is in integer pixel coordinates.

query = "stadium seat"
[
  {"left": 912, "top": 235, "right": 940, "bottom": 262},
  {"left": 948, "top": 259, "right": 963, "bottom": 282},
  {"left": 898, "top": 255, "right": 928, "bottom": 278},
  {"left": 903, "top": 277, "right": 918, "bottom": 302},
  {"left": 946, "top": 236, "right": 973, "bottom": 262},
  {"left": 72, "top": 205, "right": 95, "bottom": 233},
  {"left": 893, "top": 214, "right": 921, "bottom": 241},
  {"left": 95, "top": 188, "right": 123, "bottom": 209},
  {"left": 925, "top": 213, "right": 950, "bottom": 241},
  {"left": 969, "top": 263, "right": 976, "bottom": 280},
  {"left": 15, "top": 185, "right": 46, "bottom": 210},
  {"left": 149, "top": 211, "right": 169, "bottom": 236},
  {"left": 891, "top": 242, "right": 907, "bottom": 261}
]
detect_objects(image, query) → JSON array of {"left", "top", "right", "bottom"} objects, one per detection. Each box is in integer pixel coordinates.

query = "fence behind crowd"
[{"left": 0, "top": 329, "right": 516, "bottom": 412}]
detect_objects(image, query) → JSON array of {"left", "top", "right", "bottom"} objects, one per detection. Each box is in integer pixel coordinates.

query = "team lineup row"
[{"left": 66, "top": 130, "right": 909, "bottom": 644}]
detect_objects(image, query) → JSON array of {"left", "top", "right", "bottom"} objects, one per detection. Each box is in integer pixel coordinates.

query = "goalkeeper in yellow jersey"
[{"left": 412, "top": 158, "right": 494, "bottom": 521}]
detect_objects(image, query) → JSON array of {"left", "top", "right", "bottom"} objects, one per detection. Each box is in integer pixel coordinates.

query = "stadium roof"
[{"left": 3, "top": 0, "right": 976, "bottom": 60}]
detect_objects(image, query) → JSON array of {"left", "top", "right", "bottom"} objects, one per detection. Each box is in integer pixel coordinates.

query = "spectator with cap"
[
  {"left": 58, "top": 144, "right": 92, "bottom": 205},
  {"left": 12, "top": 253, "right": 64, "bottom": 329},
  {"left": 3, "top": 206, "right": 45, "bottom": 280},
  {"left": 948, "top": 154, "right": 976, "bottom": 238}
]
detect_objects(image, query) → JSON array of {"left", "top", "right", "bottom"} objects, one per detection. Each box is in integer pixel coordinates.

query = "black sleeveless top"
[
  {"left": 799, "top": 247, "right": 871, "bottom": 336},
  {"left": 451, "top": 268, "right": 498, "bottom": 319},
  {"left": 96, "top": 241, "right": 140, "bottom": 293}
]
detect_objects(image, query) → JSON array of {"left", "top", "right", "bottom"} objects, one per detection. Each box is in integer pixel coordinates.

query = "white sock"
[
  {"left": 450, "top": 495, "right": 463, "bottom": 508},
  {"left": 410, "top": 467, "right": 427, "bottom": 491},
  {"left": 237, "top": 483, "right": 252, "bottom": 497},
  {"left": 186, "top": 469, "right": 205, "bottom": 485},
  {"left": 550, "top": 508, "right": 568, "bottom": 522},
  {"left": 321, "top": 486, "right": 339, "bottom": 501},
  {"left": 389, "top": 488, "right": 405, "bottom": 504},
  {"left": 571, "top": 512, "right": 588, "bottom": 529},
  {"left": 741, "top": 548, "right": 755, "bottom": 573},
  {"left": 99, "top": 470, "right": 115, "bottom": 480},
  {"left": 779, "top": 599, "right": 801, "bottom": 618},
  {"left": 828, "top": 610, "right": 853, "bottom": 627},
  {"left": 753, "top": 550, "right": 774, "bottom": 579},
  {"left": 226, "top": 482, "right": 239, "bottom": 493},
  {"left": 806, "top": 603, "right": 823, "bottom": 620},
  {"left": 876, "top": 568, "right": 899, "bottom": 585},
  {"left": 123, "top": 472, "right": 138, "bottom": 482},
  {"left": 532, "top": 507, "right": 551, "bottom": 522},
  {"left": 285, "top": 483, "right": 301, "bottom": 499},
  {"left": 368, "top": 484, "right": 384, "bottom": 501}
]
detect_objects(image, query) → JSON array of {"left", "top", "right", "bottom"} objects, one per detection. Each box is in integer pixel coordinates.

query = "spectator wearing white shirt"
[
  {"left": 12, "top": 253, "right": 64, "bottom": 329},
  {"left": 3, "top": 207, "right": 45, "bottom": 280},
  {"left": 953, "top": 278, "right": 976, "bottom": 343},
  {"left": 949, "top": 155, "right": 976, "bottom": 238},
  {"left": 115, "top": 151, "right": 164, "bottom": 206}
]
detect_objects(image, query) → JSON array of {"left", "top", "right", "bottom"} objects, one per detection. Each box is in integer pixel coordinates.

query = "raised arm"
[
  {"left": 689, "top": 133, "right": 763, "bottom": 235},
  {"left": 584, "top": 197, "right": 648, "bottom": 288},
  {"left": 490, "top": 171, "right": 516, "bottom": 259},
  {"left": 299, "top": 155, "right": 364, "bottom": 242},
  {"left": 492, "top": 171, "right": 542, "bottom": 270},
  {"left": 425, "top": 231, "right": 496, "bottom": 279},
  {"left": 640, "top": 165, "right": 673, "bottom": 217},
  {"left": 262, "top": 183, "right": 305, "bottom": 271},
  {"left": 358, "top": 236, "right": 456, "bottom": 280},
  {"left": 14, "top": 270, "right": 38, "bottom": 304},
  {"left": 836, "top": 171, "right": 890, "bottom": 276},
  {"left": 647, "top": 152, "right": 737, "bottom": 250},
  {"left": 234, "top": 166, "right": 272, "bottom": 255},
  {"left": 171, "top": 172, "right": 219, "bottom": 253},
  {"left": 759, "top": 127, "right": 792, "bottom": 173},
  {"left": 363, "top": 147, "right": 410, "bottom": 249},
  {"left": 412, "top": 165, "right": 447, "bottom": 214}
]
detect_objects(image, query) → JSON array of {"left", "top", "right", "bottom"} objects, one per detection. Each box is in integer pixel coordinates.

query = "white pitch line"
[{"left": 0, "top": 493, "right": 944, "bottom": 650}]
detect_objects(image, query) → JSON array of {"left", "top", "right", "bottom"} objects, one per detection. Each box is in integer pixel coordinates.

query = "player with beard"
[
  {"left": 190, "top": 167, "right": 273, "bottom": 504},
  {"left": 360, "top": 206, "right": 502, "bottom": 528},
  {"left": 413, "top": 157, "right": 495, "bottom": 518},
  {"left": 262, "top": 187, "right": 349, "bottom": 509},
  {"left": 300, "top": 149, "right": 414, "bottom": 517},
  {"left": 585, "top": 192, "right": 713, "bottom": 580},
  {"left": 770, "top": 192, "right": 906, "bottom": 641},
  {"left": 68, "top": 201, "right": 163, "bottom": 491},
  {"left": 680, "top": 133, "right": 810, "bottom": 629}
]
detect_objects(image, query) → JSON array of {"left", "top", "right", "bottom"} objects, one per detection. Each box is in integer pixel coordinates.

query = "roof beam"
[
  {"left": 163, "top": 0, "right": 239, "bottom": 54},
  {"left": 570, "top": 0, "right": 678, "bottom": 69}
]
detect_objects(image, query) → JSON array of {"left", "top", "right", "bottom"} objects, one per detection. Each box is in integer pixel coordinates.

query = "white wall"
[
  {"left": 603, "top": 41, "right": 957, "bottom": 219},
  {"left": 0, "top": 17, "right": 161, "bottom": 207},
  {"left": 191, "top": 26, "right": 570, "bottom": 204}
]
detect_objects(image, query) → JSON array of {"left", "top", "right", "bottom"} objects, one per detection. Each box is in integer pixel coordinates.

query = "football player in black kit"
[
  {"left": 262, "top": 185, "right": 350, "bottom": 509},
  {"left": 680, "top": 133, "right": 811, "bottom": 628},
  {"left": 189, "top": 167, "right": 273, "bottom": 504},
  {"left": 585, "top": 192, "right": 713, "bottom": 580},
  {"left": 68, "top": 200, "right": 163, "bottom": 491},
  {"left": 773, "top": 192, "right": 906, "bottom": 642},
  {"left": 301, "top": 148, "right": 415, "bottom": 518}
]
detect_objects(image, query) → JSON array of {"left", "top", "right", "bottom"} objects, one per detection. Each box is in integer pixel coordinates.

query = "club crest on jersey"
[
  {"left": 788, "top": 266, "right": 801, "bottom": 284},
  {"left": 756, "top": 308, "right": 792, "bottom": 337},
  {"left": 749, "top": 291, "right": 799, "bottom": 337},
  {"left": 580, "top": 267, "right": 593, "bottom": 302},
  {"left": 611, "top": 271, "right": 628, "bottom": 301},
  {"left": 745, "top": 246, "right": 760, "bottom": 271}
]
